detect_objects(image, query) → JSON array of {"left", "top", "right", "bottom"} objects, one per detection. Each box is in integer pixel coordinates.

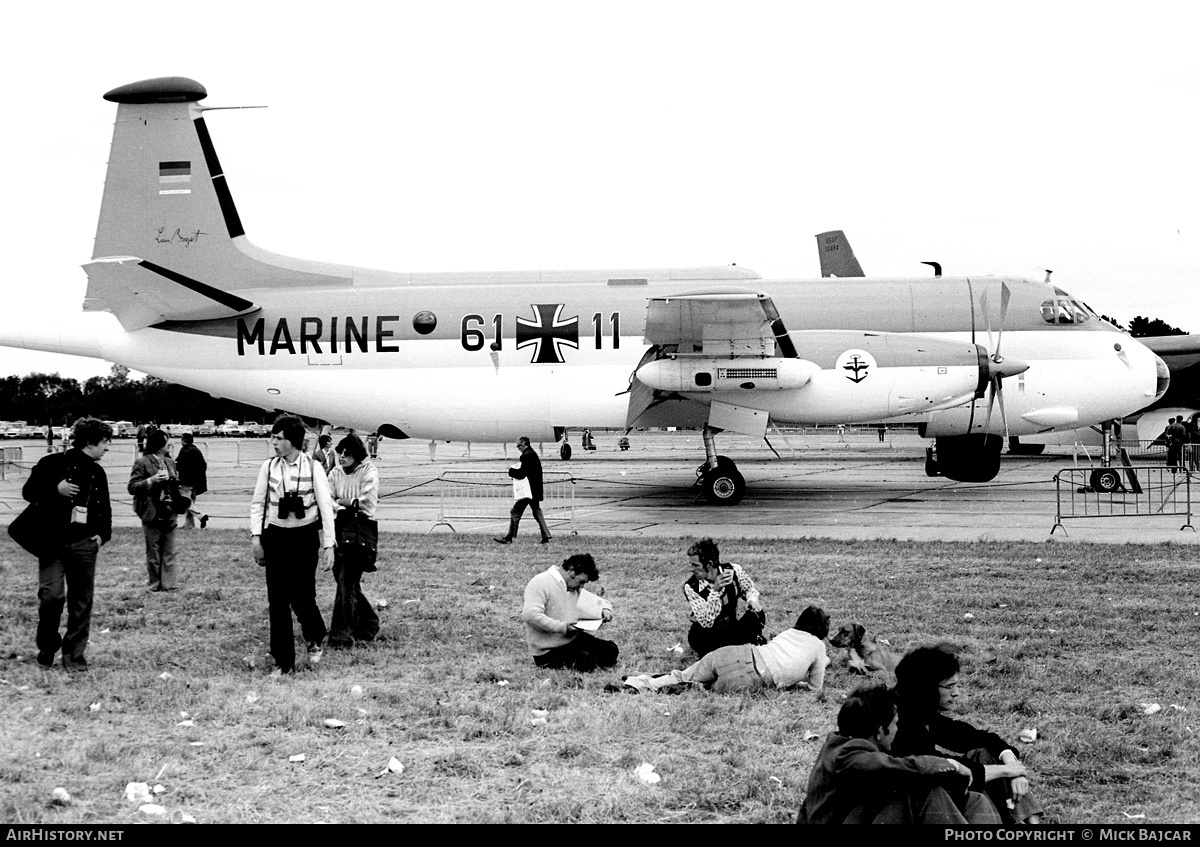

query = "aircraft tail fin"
[
  {"left": 93, "top": 78, "right": 247, "bottom": 276},
  {"left": 815, "top": 230, "right": 865, "bottom": 278},
  {"left": 89, "top": 78, "right": 345, "bottom": 328}
]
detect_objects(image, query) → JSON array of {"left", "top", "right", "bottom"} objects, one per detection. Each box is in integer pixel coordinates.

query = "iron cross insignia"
[{"left": 516, "top": 304, "right": 580, "bottom": 364}]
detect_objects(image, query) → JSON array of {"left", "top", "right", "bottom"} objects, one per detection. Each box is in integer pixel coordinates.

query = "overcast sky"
[{"left": 2, "top": 1, "right": 1198, "bottom": 382}]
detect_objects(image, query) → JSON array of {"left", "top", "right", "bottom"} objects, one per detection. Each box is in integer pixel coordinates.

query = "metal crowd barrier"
[
  {"left": 0, "top": 447, "right": 21, "bottom": 480},
  {"left": 431, "top": 470, "right": 575, "bottom": 533},
  {"left": 1052, "top": 466, "right": 1194, "bottom": 535}
]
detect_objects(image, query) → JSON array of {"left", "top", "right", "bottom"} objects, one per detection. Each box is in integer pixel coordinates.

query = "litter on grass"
[{"left": 633, "top": 763, "right": 661, "bottom": 785}]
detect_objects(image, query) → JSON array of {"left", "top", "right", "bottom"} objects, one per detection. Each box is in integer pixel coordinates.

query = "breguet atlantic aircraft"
[{"left": 0, "top": 78, "right": 1169, "bottom": 504}]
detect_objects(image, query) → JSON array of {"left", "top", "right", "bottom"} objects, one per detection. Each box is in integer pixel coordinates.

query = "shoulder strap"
[{"left": 261, "top": 457, "right": 277, "bottom": 532}]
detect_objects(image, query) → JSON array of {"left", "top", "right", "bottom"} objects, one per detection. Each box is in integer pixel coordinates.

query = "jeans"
[
  {"left": 37, "top": 537, "right": 99, "bottom": 665},
  {"left": 679, "top": 643, "right": 768, "bottom": 693},
  {"left": 143, "top": 520, "right": 177, "bottom": 589},
  {"left": 262, "top": 524, "right": 328, "bottom": 672},
  {"left": 328, "top": 551, "right": 380, "bottom": 647}
]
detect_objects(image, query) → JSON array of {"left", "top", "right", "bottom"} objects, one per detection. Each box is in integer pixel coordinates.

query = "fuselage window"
[{"left": 1040, "top": 299, "right": 1092, "bottom": 325}]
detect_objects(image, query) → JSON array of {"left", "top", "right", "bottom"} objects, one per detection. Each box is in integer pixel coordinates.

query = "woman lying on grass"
[
  {"left": 620, "top": 605, "right": 830, "bottom": 695},
  {"left": 890, "top": 643, "right": 1044, "bottom": 824}
]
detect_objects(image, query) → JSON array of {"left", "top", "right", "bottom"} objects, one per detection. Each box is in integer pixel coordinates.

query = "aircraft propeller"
[{"left": 977, "top": 283, "right": 1030, "bottom": 437}]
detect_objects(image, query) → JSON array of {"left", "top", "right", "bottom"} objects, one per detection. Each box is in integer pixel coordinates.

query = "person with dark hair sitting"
[
  {"left": 623, "top": 605, "right": 831, "bottom": 695},
  {"left": 798, "top": 684, "right": 1002, "bottom": 824},
  {"left": 521, "top": 553, "right": 617, "bottom": 672},
  {"left": 891, "top": 643, "right": 1044, "bottom": 824},
  {"left": 682, "top": 537, "right": 765, "bottom": 657}
]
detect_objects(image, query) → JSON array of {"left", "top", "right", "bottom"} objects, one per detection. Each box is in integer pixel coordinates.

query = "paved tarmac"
[{"left": 2, "top": 430, "right": 1197, "bottom": 544}]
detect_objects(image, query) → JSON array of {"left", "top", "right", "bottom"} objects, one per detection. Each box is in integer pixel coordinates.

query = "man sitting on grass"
[
  {"left": 621, "top": 605, "right": 830, "bottom": 695},
  {"left": 521, "top": 553, "right": 617, "bottom": 672},
  {"left": 797, "top": 683, "right": 1002, "bottom": 824}
]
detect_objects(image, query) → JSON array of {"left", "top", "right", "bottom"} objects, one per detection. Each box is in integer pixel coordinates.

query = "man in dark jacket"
[
  {"left": 175, "top": 432, "right": 209, "bottom": 529},
  {"left": 22, "top": 417, "right": 113, "bottom": 672},
  {"left": 494, "top": 436, "right": 552, "bottom": 545}
]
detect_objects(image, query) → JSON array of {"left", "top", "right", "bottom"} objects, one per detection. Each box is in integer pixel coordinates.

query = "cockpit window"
[{"left": 1041, "top": 298, "right": 1094, "bottom": 325}]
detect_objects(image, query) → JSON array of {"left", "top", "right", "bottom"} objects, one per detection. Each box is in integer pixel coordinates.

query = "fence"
[
  {"left": 431, "top": 471, "right": 575, "bottom": 533},
  {"left": 1052, "top": 466, "right": 1194, "bottom": 535},
  {"left": 0, "top": 447, "right": 21, "bottom": 481}
]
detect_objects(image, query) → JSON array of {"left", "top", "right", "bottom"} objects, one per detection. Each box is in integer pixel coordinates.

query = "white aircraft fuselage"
[
  {"left": 16, "top": 269, "right": 1164, "bottom": 441},
  {"left": 0, "top": 77, "right": 1169, "bottom": 496}
]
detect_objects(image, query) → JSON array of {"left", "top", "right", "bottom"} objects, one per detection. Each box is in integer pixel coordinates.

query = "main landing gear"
[{"left": 695, "top": 425, "right": 746, "bottom": 505}]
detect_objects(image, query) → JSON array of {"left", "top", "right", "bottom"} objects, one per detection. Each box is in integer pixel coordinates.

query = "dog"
[{"left": 829, "top": 622, "right": 902, "bottom": 677}]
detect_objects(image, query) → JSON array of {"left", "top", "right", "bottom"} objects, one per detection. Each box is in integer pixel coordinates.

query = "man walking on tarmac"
[{"left": 494, "top": 436, "right": 552, "bottom": 545}]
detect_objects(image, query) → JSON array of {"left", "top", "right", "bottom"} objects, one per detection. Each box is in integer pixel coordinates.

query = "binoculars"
[{"left": 278, "top": 492, "right": 306, "bottom": 519}]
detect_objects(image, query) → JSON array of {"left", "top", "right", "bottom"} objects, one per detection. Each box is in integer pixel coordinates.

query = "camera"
[{"left": 278, "top": 492, "right": 306, "bottom": 519}]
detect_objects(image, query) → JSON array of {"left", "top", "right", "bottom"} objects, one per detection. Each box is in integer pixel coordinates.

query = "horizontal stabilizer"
[{"left": 83, "top": 256, "right": 260, "bottom": 331}]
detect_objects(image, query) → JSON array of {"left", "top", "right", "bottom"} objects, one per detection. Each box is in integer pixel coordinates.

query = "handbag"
[
  {"left": 7, "top": 502, "right": 47, "bottom": 557},
  {"left": 511, "top": 464, "right": 533, "bottom": 501},
  {"left": 335, "top": 505, "right": 378, "bottom": 572},
  {"left": 166, "top": 479, "right": 192, "bottom": 515}
]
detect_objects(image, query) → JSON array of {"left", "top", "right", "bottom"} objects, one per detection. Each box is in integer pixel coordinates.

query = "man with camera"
[
  {"left": 129, "top": 429, "right": 182, "bottom": 591},
  {"left": 21, "top": 417, "right": 113, "bottom": 672},
  {"left": 682, "top": 538, "right": 766, "bottom": 657},
  {"left": 250, "top": 415, "right": 337, "bottom": 675}
]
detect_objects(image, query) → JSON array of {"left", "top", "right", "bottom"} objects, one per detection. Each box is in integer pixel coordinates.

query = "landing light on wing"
[{"left": 636, "top": 358, "right": 819, "bottom": 392}]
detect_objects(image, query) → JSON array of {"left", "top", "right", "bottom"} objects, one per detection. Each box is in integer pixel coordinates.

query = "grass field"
[{"left": 1, "top": 531, "right": 1197, "bottom": 824}]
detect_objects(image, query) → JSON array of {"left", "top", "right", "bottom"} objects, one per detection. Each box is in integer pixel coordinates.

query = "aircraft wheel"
[
  {"left": 1090, "top": 468, "right": 1121, "bottom": 493},
  {"left": 701, "top": 464, "right": 745, "bottom": 505},
  {"left": 560, "top": 443, "right": 572, "bottom": 461},
  {"left": 924, "top": 448, "right": 939, "bottom": 477}
]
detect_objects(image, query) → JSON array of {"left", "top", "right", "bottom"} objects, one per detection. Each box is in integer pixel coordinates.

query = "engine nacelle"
[{"left": 636, "top": 357, "right": 820, "bottom": 392}]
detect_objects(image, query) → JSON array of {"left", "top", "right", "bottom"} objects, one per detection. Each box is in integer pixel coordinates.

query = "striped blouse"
[{"left": 327, "top": 460, "right": 380, "bottom": 518}]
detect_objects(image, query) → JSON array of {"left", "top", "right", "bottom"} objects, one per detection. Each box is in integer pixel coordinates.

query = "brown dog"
[{"left": 829, "top": 622, "right": 902, "bottom": 677}]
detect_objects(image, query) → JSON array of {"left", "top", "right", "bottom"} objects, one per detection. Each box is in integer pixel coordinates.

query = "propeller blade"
[
  {"left": 995, "top": 375, "right": 1010, "bottom": 438},
  {"left": 983, "top": 377, "right": 996, "bottom": 433},
  {"left": 980, "top": 290, "right": 994, "bottom": 352},
  {"left": 994, "top": 282, "right": 1011, "bottom": 363}
]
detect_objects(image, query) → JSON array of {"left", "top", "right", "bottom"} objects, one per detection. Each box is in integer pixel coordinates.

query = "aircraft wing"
[
  {"left": 627, "top": 290, "right": 799, "bottom": 428},
  {"left": 1141, "top": 334, "right": 1200, "bottom": 371},
  {"left": 643, "top": 290, "right": 798, "bottom": 358},
  {"left": 815, "top": 230, "right": 865, "bottom": 277},
  {"left": 83, "top": 256, "right": 260, "bottom": 331}
]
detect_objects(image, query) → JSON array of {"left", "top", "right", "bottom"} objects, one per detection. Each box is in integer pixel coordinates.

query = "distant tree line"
[
  {"left": 1102, "top": 315, "right": 1188, "bottom": 337},
  {"left": 0, "top": 365, "right": 277, "bottom": 427}
]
